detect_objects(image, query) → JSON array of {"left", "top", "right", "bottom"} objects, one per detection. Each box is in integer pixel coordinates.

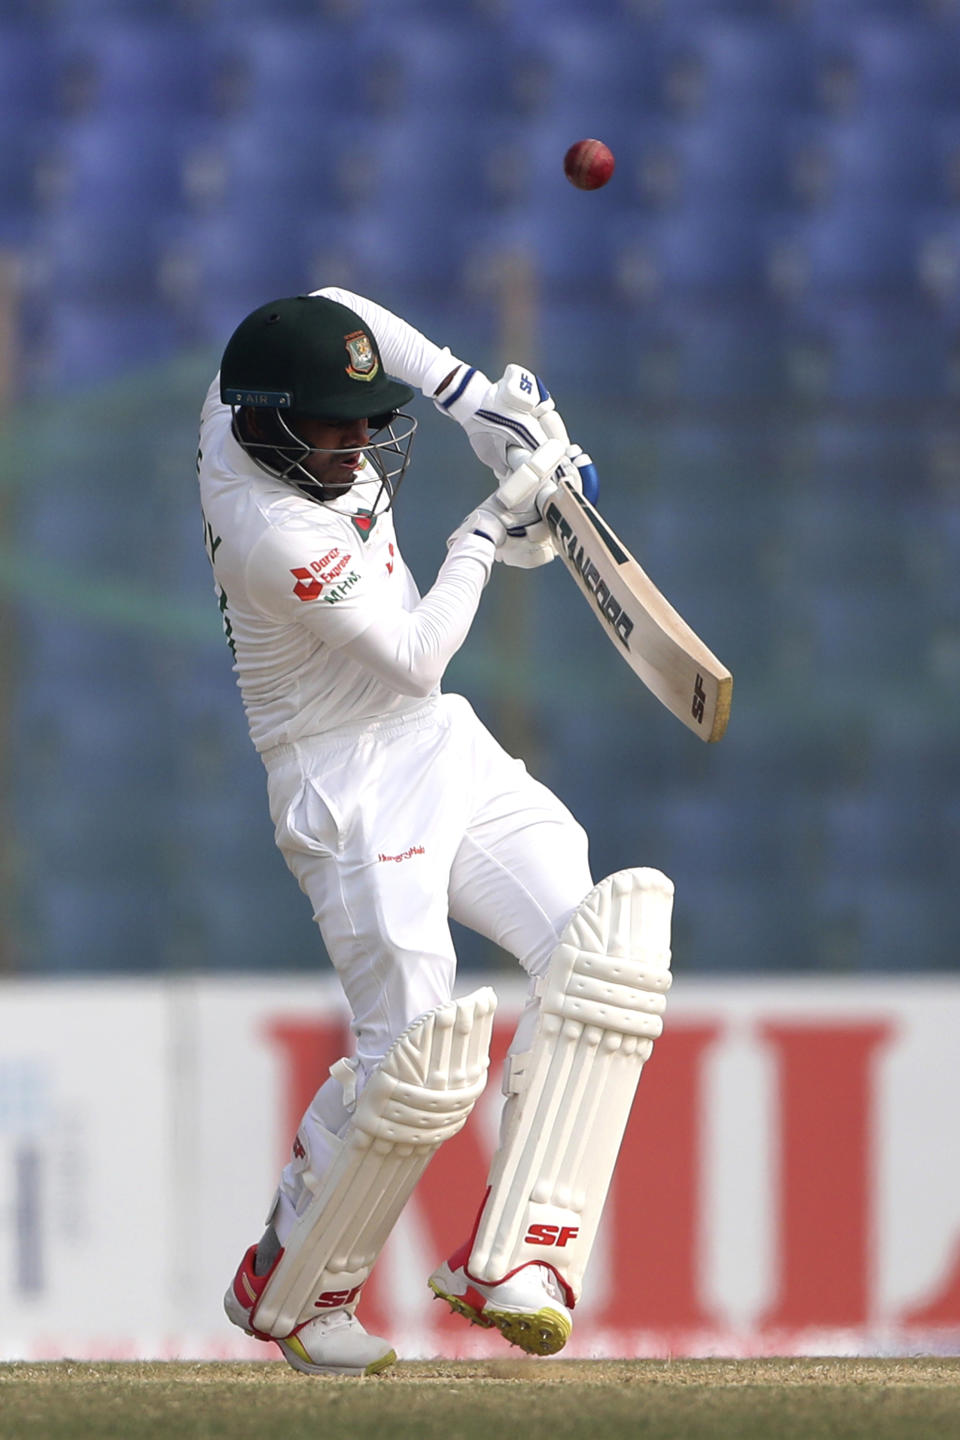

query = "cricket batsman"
[{"left": 198, "top": 288, "right": 674, "bottom": 1376}]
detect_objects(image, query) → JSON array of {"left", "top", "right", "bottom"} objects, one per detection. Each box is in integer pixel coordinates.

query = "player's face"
[{"left": 294, "top": 415, "right": 370, "bottom": 496}]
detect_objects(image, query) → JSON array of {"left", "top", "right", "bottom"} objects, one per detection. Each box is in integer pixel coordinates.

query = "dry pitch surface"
[{"left": 1, "top": 1358, "right": 959, "bottom": 1440}]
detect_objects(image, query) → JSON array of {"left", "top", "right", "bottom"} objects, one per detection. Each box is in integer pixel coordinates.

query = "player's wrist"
[{"left": 432, "top": 365, "right": 491, "bottom": 424}]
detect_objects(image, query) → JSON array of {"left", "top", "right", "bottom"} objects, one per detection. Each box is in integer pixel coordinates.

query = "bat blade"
[{"left": 542, "top": 481, "right": 733, "bottom": 742}]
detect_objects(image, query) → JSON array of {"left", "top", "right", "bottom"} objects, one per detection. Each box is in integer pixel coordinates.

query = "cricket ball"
[{"left": 563, "top": 138, "right": 615, "bottom": 191}]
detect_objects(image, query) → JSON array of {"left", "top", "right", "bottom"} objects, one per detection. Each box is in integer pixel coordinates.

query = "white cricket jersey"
[{"left": 199, "top": 379, "right": 458, "bottom": 751}]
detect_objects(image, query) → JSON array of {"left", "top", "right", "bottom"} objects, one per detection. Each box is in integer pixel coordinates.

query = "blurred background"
[{"left": 1, "top": 0, "right": 958, "bottom": 985}]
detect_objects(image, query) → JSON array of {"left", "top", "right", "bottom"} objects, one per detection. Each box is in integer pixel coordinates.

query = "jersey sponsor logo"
[
  {"left": 377, "top": 846, "right": 425, "bottom": 863},
  {"left": 291, "top": 567, "right": 324, "bottom": 601},
  {"left": 322, "top": 572, "right": 360, "bottom": 604},
  {"left": 344, "top": 329, "right": 380, "bottom": 382},
  {"left": 524, "top": 1223, "right": 580, "bottom": 1248},
  {"left": 386, "top": 542, "right": 395, "bottom": 575},
  {"left": 291, "top": 553, "right": 355, "bottom": 601}
]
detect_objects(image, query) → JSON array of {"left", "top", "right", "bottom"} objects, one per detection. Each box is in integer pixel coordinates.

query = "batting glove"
[
  {"left": 427, "top": 357, "right": 575, "bottom": 485},
  {"left": 490, "top": 436, "right": 586, "bottom": 570},
  {"left": 446, "top": 500, "right": 508, "bottom": 555}
]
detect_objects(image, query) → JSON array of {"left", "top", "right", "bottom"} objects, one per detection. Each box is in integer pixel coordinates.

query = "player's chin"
[{"left": 316, "top": 474, "right": 358, "bottom": 500}]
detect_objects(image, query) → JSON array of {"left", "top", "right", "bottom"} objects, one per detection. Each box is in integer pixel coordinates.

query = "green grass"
[{"left": 1, "top": 1359, "right": 958, "bottom": 1440}]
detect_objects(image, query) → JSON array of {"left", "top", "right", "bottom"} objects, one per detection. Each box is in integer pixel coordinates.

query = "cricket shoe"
[
  {"left": 428, "top": 1242, "right": 573, "bottom": 1357},
  {"left": 225, "top": 1244, "right": 396, "bottom": 1377}
]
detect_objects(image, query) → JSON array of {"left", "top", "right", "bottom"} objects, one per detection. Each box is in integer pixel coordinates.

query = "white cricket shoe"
[
  {"left": 428, "top": 1241, "right": 573, "bottom": 1357},
  {"left": 225, "top": 1244, "right": 396, "bottom": 1377}
]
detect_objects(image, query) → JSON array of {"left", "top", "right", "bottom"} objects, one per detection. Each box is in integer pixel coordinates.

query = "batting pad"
[
  {"left": 254, "top": 986, "right": 497, "bottom": 1337},
  {"left": 468, "top": 868, "right": 673, "bottom": 1303}
]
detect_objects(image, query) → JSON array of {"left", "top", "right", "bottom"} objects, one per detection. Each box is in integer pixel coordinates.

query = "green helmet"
[
  {"left": 220, "top": 294, "right": 417, "bottom": 508},
  {"left": 220, "top": 294, "right": 414, "bottom": 423}
]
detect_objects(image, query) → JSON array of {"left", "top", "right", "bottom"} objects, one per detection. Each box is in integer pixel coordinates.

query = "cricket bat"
[{"left": 541, "top": 480, "right": 733, "bottom": 742}]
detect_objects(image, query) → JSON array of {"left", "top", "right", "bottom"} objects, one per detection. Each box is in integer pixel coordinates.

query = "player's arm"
[
  {"left": 246, "top": 515, "right": 504, "bottom": 698},
  {"left": 312, "top": 287, "right": 591, "bottom": 493},
  {"left": 339, "top": 529, "right": 498, "bottom": 697}
]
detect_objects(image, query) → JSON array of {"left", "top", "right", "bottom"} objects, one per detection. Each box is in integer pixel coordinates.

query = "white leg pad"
[
  {"left": 254, "top": 986, "right": 497, "bottom": 1337},
  {"left": 468, "top": 868, "right": 673, "bottom": 1303}
]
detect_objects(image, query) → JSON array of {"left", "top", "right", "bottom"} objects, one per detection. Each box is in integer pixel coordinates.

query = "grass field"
[{"left": 1, "top": 1358, "right": 959, "bottom": 1440}]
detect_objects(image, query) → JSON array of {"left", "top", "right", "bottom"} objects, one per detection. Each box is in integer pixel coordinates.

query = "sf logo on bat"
[
  {"left": 544, "top": 500, "right": 634, "bottom": 650},
  {"left": 692, "top": 673, "right": 707, "bottom": 725}
]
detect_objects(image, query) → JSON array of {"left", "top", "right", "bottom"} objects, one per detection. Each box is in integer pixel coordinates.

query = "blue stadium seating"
[
  {"left": 767, "top": 203, "right": 923, "bottom": 306},
  {"left": 0, "top": 121, "right": 46, "bottom": 245},
  {"left": 627, "top": 298, "right": 786, "bottom": 401},
  {"left": 787, "top": 111, "right": 955, "bottom": 210},
  {"left": 161, "top": 205, "right": 316, "bottom": 344},
  {"left": 5, "top": 4, "right": 960, "bottom": 979},
  {"left": 40, "top": 880, "right": 170, "bottom": 974},
  {"left": 822, "top": 792, "right": 942, "bottom": 885},
  {"left": 207, "top": 17, "right": 379, "bottom": 126},
  {"left": 38, "top": 114, "right": 193, "bottom": 222},
  {"left": 28, "top": 209, "right": 162, "bottom": 303},
  {"left": 54, "top": 16, "right": 221, "bottom": 120},
  {"left": 508, "top": 16, "right": 662, "bottom": 148},
  {"left": 916, "top": 210, "right": 960, "bottom": 318},
  {"left": 353, "top": 15, "right": 517, "bottom": 119},
  {"left": 0, "top": 20, "right": 56, "bottom": 125},
  {"left": 634, "top": 111, "right": 793, "bottom": 211},
  {"left": 35, "top": 300, "right": 180, "bottom": 392},
  {"left": 611, "top": 205, "right": 768, "bottom": 298},
  {"left": 658, "top": 16, "right": 817, "bottom": 117},
  {"left": 811, "top": 16, "right": 960, "bottom": 114},
  {"left": 785, "top": 302, "right": 953, "bottom": 401}
]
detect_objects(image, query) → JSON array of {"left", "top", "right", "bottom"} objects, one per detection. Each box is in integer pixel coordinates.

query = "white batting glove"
[
  {"left": 446, "top": 500, "right": 508, "bottom": 554},
  {"left": 426, "top": 357, "right": 575, "bottom": 484},
  {"left": 489, "top": 437, "right": 583, "bottom": 569}
]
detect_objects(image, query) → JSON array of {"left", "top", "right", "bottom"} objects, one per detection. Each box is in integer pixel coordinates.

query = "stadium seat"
[
  {"left": 353, "top": 14, "right": 516, "bottom": 120},
  {"left": 655, "top": 791, "right": 774, "bottom": 879},
  {"left": 28, "top": 209, "right": 163, "bottom": 304},
  {"left": 916, "top": 210, "right": 960, "bottom": 319},
  {"left": 812, "top": 16, "right": 960, "bottom": 115},
  {"left": 787, "top": 111, "right": 954, "bottom": 210},
  {"left": 612, "top": 206, "right": 768, "bottom": 300},
  {"left": 38, "top": 300, "right": 180, "bottom": 392},
  {"left": 844, "top": 879, "right": 960, "bottom": 972},
  {"left": 54, "top": 16, "right": 221, "bottom": 120},
  {"left": 821, "top": 791, "right": 942, "bottom": 885},
  {"left": 210, "top": 17, "right": 379, "bottom": 125},
  {"left": 804, "top": 0, "right": 941, "bottom": 16},
  {"left": 506, "top": 14, "right": 663, "bottom": 145},
  {"left": 635, "top": 111, "right": 793, "bottom": 212},
  {"left": 41, "top": 880, "right": 170, "bottom": 974},
  {"left": 161, "top": 206, "right": 316, "bottom": 344},
  {"left": 640, "top": 0, "right": 776, "bottom": 12},
  {"left": 658, "top": 17, "right": 817, "bottom": 117},
  {"left": 624, "top": 297, "right": 786, "bottom": 401},
  {"left": 767, "top": 204, "right": 923, "bottom": 305},
  {"left": 0, "top": 120, "right": 46, "bottom": 244},
  {"left": 37, "top": 114, "right": 193, "bottom": 222},
  {"left": 0, "top": 20, "right": 56, "bottom": 126},
  {"left": 785, "top": 301, "right": 952, "bottom": 401},
  {"left": 183, "top": 112, "right": 375, "bottom": 217}
]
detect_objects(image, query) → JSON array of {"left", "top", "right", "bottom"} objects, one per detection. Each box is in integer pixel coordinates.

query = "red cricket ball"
[{"left": 563, "top": 138, "right": 616, "bottom": 191}]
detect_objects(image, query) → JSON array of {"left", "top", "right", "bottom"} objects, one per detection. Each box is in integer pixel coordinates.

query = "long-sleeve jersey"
[{"left": 197, "top": 341, "right": 494, "bottom": 751}]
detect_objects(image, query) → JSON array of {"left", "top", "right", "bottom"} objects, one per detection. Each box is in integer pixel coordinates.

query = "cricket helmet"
[
  {"left": 219, "top": 294, "right": 416, "bottom": 505},
  {"left": 220, "top": 294, "right": 414, "bottom": 422}
]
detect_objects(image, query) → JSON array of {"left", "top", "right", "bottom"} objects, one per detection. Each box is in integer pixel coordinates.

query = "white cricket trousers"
[{"left": 261, "top": 692, "right": 593, "bottom": 1239}]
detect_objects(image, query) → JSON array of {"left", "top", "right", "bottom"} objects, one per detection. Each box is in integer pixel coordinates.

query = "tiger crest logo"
[{"left": 344, "top": 330, "right": 379, "bottom": 382}]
